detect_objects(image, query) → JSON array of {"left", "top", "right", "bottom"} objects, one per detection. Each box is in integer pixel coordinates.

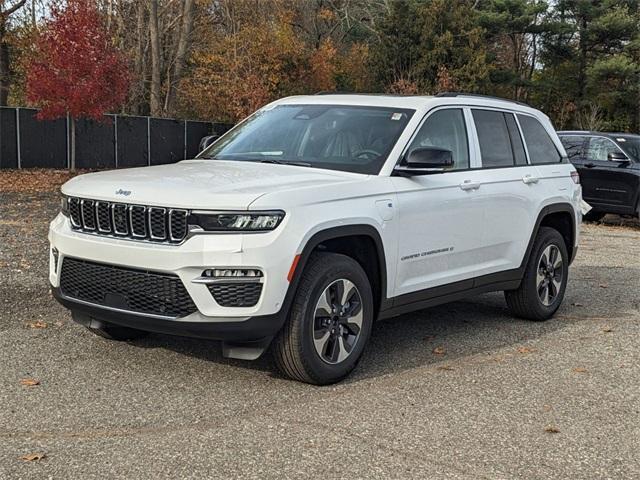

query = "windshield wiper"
[{"left": 259, "top": 159, "right": 312, "bottom": 167}]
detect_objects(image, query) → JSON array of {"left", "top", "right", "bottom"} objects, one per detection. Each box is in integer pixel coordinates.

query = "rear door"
[
  {"left": 469, "top": 109, "right": 543, "bottom": 275},
  {"left": 581, "top": 136, "right": 637, "bottom": 212}
]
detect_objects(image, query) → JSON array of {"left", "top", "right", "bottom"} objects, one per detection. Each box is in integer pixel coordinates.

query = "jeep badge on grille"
[{"left": 115, "top": 189, "right": 131, "bottom": 196}]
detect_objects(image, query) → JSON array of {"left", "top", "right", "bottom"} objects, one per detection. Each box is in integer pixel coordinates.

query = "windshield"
[
  {"left": 199, "top": 104, "right": 414, "bottom": 174},
  {"left": 617, "top": 136, "right": 640, "bottom": 161}
]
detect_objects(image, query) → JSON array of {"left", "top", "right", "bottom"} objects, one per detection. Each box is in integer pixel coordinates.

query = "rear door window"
[
  {"left": 517, "top": 115, "right": 562, "bottom": 164},
  {"left": 472, "top": 109, "right": 515, "bottom": 168}
]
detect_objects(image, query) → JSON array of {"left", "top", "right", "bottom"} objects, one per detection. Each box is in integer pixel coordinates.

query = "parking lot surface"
[{"left": 1, "top": 190, "right": 639, "bottom": 479}]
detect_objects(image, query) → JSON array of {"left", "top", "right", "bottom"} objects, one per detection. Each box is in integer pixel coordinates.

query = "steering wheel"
[{"left": 353, "top": 149, "right": 381, "bottom": 160}]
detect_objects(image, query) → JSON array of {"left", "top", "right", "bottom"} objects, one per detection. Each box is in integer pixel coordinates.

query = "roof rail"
[
  {"left": 314, "top": 91, "right": 416, "bottom": 97},
  {"left": 435, "top": 92, "right": 531, "bottom": 107}
]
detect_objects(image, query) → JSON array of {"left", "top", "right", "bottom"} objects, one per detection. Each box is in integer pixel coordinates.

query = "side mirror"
[
  {"left": 394, "top": 147, "right": 454, "bottom": 176},
  {"left": 608, "top": 151, "right": 629, "bottom": 163},
  {"left": 199, "top": 135, "right": 220, "bottom": 152}
]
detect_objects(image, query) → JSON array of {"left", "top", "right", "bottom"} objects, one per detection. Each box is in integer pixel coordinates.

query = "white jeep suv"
[{"left": 49, "top": 93, "right": 582, "bottom": 384}]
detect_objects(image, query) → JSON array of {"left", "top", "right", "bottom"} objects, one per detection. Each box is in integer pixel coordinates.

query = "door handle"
[
  {"left": 584, "top": 162, "right": 596, "bottom": 168},
  {"left": 522, "top": 174, "right": 539, "bottom": 185},
  {"left": 459, "top": 180, "right": 480, "bottom": 191}
]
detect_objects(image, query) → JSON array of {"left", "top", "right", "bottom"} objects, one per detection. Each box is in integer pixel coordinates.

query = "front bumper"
[
  {"left": 52, "top": 287, "right": 285, "bottom": 343},
  {"left": 49, "top": 213, "right": 297, "bottom": 343}
]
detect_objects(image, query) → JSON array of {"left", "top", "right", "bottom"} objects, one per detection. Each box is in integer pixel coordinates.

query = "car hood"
[{"left": 61, "top": 159, "right": 361, "bottom": 209}]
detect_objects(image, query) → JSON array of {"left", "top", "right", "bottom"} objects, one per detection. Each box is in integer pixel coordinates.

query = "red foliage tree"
[{"left": 25, "top": 0, "right": 129, "bottom": 170}]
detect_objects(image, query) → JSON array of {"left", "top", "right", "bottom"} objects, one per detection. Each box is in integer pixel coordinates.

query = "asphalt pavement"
[{"left": 1, "top": 192, "right": 639, "bottom": 479}]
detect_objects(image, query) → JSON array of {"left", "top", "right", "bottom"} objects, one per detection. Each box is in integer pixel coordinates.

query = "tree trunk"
[
  {"left": 69, "top": 116, "right": 76, "bottom": 172},
  {"left": 164, "top": 0, "right": 195, "bottom": 116},
  {"left": 134, "top": 1, "right": 146, "bottom": 115},
  {"left": 0, "top": 21, "right": 9, "bottom": 106},
  {"left": 577, "top": 15, "right": 588, "bottom": 106},
  {"left": 149, "top": 0, "right": 162, "bottom": 117}
]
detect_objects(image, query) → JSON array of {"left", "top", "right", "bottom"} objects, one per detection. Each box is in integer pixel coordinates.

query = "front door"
[
  {"left": 392, "top": 108, "right": 485, "bottom": 297},
  {"left": 580, "top": 136, "right": 637, "bottom": 212}
]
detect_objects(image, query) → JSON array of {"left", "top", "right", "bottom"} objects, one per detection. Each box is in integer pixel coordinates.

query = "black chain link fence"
[{"left": 0, "top": 107, "right": 232, "bottom": 169}]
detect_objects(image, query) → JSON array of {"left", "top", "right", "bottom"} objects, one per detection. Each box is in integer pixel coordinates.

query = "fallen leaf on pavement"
[
  {"left": 544, "top": 426, "right": 560, "bottom": 434},
  {"left": 602, "top": 327, "right": 613, "bottom": 333},
  {"left": 517, "top": 346, "right": 536, "bottom": 354},
  {"left": 20, "top": 452, "right": 46, "bottom": 462},
  {"left": 572, "top": 367, "right": 587, "bottom": 373},
  {"left": 27, "top": 321, "right": 48, "bottom": 329},
  {"left": 437, "top": 365, "right": 454, "bottom": 371},
  {"left": 542, "top": 405, "right": 552, "bottom": 412},
  {"left": 20, "top": 379, "right": 40, "bottom": 387},
  {"left": 599, "top": 284, "right": 608, "bottom": 288},
  {"left": 432, "top": 346, "right": 446, "bottom": 355}
]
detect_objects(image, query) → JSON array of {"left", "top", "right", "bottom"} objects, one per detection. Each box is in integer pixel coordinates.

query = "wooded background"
[{"left": 0, "top": 0, "right": 639, "bottom": 132}]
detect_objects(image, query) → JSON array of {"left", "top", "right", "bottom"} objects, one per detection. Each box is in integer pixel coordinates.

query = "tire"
[
  {"left": 272, "top": 252, "right": 374, "bottom": 385},
  {"left": 505, "top": 227, "right": 569, "bottom": 321},
  {"left": 583, "top": 210, "right": 605, "bottom": 222},
  {"left": 85, "top": 320, "right": 149, "bottom": 341}
]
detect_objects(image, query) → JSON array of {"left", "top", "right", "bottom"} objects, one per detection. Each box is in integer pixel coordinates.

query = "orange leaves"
[
  {"left": 180, "top": 7, "right": 369, "bottom": 123},
  {"left": 20, "top": 452, "right": 46, "bottom": 462},
  {"left": 20, "top": 378, "right": 40, "bottom": 387}
]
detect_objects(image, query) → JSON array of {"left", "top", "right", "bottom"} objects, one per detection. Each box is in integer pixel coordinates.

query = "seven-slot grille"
[
  {"left": 59, "top": 258, "right": 197, "bottom": 318},
  {"left": 68, "top": 197, "right": 188, "bottom": 243}
]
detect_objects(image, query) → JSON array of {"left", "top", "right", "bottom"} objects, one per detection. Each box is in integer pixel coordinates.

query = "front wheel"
[
  {"left": 505, "top": 227, "right": 569, "bottom": 321},
  {"left": 273, "top": 252, "right": 374, "bottom": 385}
]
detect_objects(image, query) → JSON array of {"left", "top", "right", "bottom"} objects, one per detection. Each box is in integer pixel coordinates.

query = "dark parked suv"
[{"left": 558, "top": 131, "right": 640, "bottom": 221}]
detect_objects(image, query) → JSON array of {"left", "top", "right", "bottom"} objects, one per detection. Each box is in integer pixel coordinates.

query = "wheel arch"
[
  {"left": 287, "top": 225, "right": 388, "bottom": 320},
  {"left": 522, "top": 203, "right": 577, "bottom": 269}
]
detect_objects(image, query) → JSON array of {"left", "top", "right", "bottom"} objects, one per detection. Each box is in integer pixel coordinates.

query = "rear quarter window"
[{"left": 517, "top": 115, "right": 562, "bottom": 164}]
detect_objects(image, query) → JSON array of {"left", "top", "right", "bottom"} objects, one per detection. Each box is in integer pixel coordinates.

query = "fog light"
[
  {"left": 52, "top": 247, "right": 59, "bottom": 272},
  {"left": 193, "top": 268, "right": 263, "bottom": 285},
  {"left": 203, "top": 268, "right": 263, "bottom": 278}
]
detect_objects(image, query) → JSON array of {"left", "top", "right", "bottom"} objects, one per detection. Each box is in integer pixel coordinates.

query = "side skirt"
[{"left": 378, "top": 269, "right": 521, "bottom": 320}]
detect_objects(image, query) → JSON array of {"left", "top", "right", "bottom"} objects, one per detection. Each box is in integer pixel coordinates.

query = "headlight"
[
  {"left": 60, "top": 196, "right": 69, "bottom": 216},
  {"left": 188, "top": 211, "right": 285, "bottom": 232}
]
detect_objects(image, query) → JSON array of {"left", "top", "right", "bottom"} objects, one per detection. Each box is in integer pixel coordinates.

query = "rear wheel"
[
  {"left": 273, "top": 252, "right": 374, "bottom": 385},
  {"left": 505, "top": 227, "right": 568, "bottom": 321},
  {"left": 85, "top": 320, "right": 149, "bottom": 341},
  {"left": 583, "top": 210, "right": 605, "bottom": 222}
]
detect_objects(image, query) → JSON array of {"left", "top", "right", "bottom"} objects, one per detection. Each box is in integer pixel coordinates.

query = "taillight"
[{"left": 571, "top": 171, "right": 580, "bottom": 184}]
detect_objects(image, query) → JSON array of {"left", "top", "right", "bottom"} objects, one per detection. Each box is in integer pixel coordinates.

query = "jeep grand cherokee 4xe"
[{"left": 50, "top": 93, "right": 582, "bottom": 385}]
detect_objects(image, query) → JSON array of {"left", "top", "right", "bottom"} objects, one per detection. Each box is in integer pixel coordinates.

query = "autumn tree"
[
  {"left": 0, "top": 0, "right": 27, "bottom": 105},
  {"left": 25, "top": 0, "right": 129, "bottom": 170}
]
